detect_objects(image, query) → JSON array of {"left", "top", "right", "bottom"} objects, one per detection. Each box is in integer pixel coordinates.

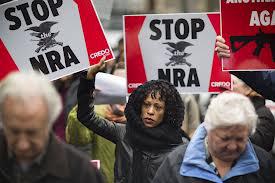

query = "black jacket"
[
  {"left": 0, "top": 131, "right": 104, "bottom": 183},
  {"left": 231, "top": 71, "right": 275, "bottom": 101},
  {"left": 77, "top": 78, "right": 187, "bottom": 183},
  {"left": 250, "top": 96, "right": 275, "bottom": 152},
  {"left": 153, "top": 143, "right": 275, "bottom": 183}
]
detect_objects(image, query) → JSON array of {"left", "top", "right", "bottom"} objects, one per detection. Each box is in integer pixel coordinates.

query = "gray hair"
[
  {"left": 204, "top": 92, "right": 257, "bottom": 135},
  {"left": 0, "top": 72, "right": 62, "bottom": 128}
]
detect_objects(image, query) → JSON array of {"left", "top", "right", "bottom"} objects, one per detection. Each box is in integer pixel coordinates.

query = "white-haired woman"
[{"left": 153, "top": 92, "right": 275, "bottom": 183}]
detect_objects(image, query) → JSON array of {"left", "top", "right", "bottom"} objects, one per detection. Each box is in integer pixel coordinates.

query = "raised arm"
[{"left": 77, "top": 57, "right": 125, "bottom": 143}]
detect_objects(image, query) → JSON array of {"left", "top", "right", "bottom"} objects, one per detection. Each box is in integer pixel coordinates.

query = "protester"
[
  {"left": 0, "top": 72, "right": 104, "bottom": 183},
  {"left": 153, "top": 92, "right": 275, "bottom": 183},
  {"left": 232, "top": 75, "right": 275, "bottom": 152},
  {"left": 66, "top": 68, "right": 127, "bottom": 183},
  {"left": 215, "top": 36, "right": 275, "bottom": 101},
  {"left": 77, "top": 57, "right": 188, "bottom": 183}
]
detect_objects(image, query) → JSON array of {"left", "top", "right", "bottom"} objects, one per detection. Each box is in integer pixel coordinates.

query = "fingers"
[
  {"left": 215, "top": 35, "right": 230, "bottom": 58},
  {"left": 215, "top": 46, "right": 231, "bottom": 58},
  {"left": 217, "top": 50, "right": 231, "bottom": 58},
  {"left": 98, "top": 56, "right": 106, "bottom": 65},
  {"left": 216, "top": 35, "right": 225, "bottom": 43},
  {"left": 87, "top": 56, "right": 106, "bottom": 80},
  {"left": 215, "top": 36, "right": 229, "bottom": 50},
  {"left": 98, "top": 56, "right": 106, "bottom": 71}
]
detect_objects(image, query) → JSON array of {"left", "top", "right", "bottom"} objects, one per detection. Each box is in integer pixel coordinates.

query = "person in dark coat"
[
  {"left": 215, "top": 36, "right": 275, "bottom": 102},
  {"left": 153, "top": 92, "right": 275, "bottom": 183},
  {"left": 0, "top": 72, "right": 104, "bottom": 183},
  {"left": 232, "top": 75, "right": 275, "bottom": 152},
  {"left": 77, "top": 57, "right": 188, "bottom": 183}
]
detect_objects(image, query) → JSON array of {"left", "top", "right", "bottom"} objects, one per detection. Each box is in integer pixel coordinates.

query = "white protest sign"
[
  {"left": 124, "top": 13, "right": 231, "bottom": 94},
  {"left": 0, "top": 0, "right": 114, "bottom": 81}
]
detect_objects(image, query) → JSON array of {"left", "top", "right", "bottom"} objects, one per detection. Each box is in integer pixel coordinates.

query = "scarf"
[{"left": 125, "top": 104, "right": 183, "bottom": 151}]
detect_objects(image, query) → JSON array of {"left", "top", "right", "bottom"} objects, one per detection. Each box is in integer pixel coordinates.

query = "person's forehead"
[
  {"left": 144, "top": 93, "right": 165, "bottom": 106},
  {"left": 3, "top": 96, "right": 48, "bottom": 118},
  {"left": 4, "top": 95, "right": 45, "bottom": 106},
  {"left": 212, "top": 125, "right": 249, "bottom": 135},
  {"left": 145, "top": 91, "right": 162, "bottom": 100},
  {"left": 2, "top": 96, "right": 49, "bottom": 130}
]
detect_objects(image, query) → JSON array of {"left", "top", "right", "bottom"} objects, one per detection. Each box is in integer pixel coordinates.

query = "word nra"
[
  {"left": 4, "top": 0, "right": 63, "bottom": 30},
  {"left": 30, "top": 45, "right": 80, "bottom": 74},
  {"left": 158, "top": 68, "right": 200, "bottom": 87}
]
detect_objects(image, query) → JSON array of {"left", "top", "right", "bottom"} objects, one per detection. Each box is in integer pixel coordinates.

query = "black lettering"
[
  {"left": 16, "top": 3, "right": 32, "bottom": 26},
  {"left": 173, "top": 68, "right": 185, "bottom": 87},
  {"left": 45, "top": 50, "right": 64, "bottom": 72},
  {"left": 162, "top": 19, "right": 173, "bottom": 40},
  {"left": 158, "top": 69, "right": 170, "bottom": 82},
  {"left": 175, "top": 19, "right": 189, "bottom": 39},
  {"left": 191, "top": 18, "right": 205, "bottom": 39},
  {"left": 63, "top": 46, "right": 80, "bottom": 67},
  {"left": 32, "top": 0, "right": 49, "bottom": 21},
  {"left": 48, "top": 0, "right": 63, "bottom": 16},
  {"left": 4, "top": 7, "right": 21, "bottom": 30},
  {"left": 30, "top": 55, "right": 49, "bottom": 74},
  {"left": 187, "top": 68, "right": 200, "bottom": 86},
  {"left": 150, "top": 19, "right": 161, "bottom": 40}
]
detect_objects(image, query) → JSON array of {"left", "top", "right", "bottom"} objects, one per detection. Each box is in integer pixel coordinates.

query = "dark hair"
[{"left": 126, "top": 80, "right": 184, "bottom": 129}]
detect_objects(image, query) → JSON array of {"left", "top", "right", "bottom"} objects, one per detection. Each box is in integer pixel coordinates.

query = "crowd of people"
[{"left": 0, "top": 32, "right": 274, "bottom": 183}]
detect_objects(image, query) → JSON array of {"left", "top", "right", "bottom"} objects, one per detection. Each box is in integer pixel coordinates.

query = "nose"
[
  {"left": 16, "top": 136, "right": 30, "bottom": 152},
  {"left": 227, "top": 141, "right": 237, "bottom": 151},
  {"left": 147, "top": 106, "right": 154, "bottom": 115}
]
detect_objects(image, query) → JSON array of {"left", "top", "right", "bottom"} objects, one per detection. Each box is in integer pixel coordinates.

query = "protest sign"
[
  {"left": 221, "top": 0, "right": 275, "bottom": 70},
  {"left": 0, "top": 0, "right": 114, "bottom": 80},
  {"left": 124, "top": 13, "right": 231, "bottom": 94}
]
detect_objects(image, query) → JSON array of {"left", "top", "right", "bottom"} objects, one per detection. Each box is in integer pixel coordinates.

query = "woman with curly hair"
[{"left": 77, "top": 57, "right": 189, "bottom": 183}]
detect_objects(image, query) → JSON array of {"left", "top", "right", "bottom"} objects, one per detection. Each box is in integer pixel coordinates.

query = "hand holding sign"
[
  {"left": 215, "top": 36, "right": 230, "bottom": 58},
  {"left": 86, "top": 56, "right": 106, "bottom": 80}
]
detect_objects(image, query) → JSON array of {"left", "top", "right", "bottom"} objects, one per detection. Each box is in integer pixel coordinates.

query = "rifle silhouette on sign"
[{"left": 230, "top": 29, "right": 275, "bottom": 62}]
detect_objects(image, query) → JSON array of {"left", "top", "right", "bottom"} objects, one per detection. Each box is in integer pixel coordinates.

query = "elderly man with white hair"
[
  {"left": 153, "top": 92, "right": 275, "bottom": 183},
  {"left": 0, "top": 72, "right": 104, "bottom": 183}
]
